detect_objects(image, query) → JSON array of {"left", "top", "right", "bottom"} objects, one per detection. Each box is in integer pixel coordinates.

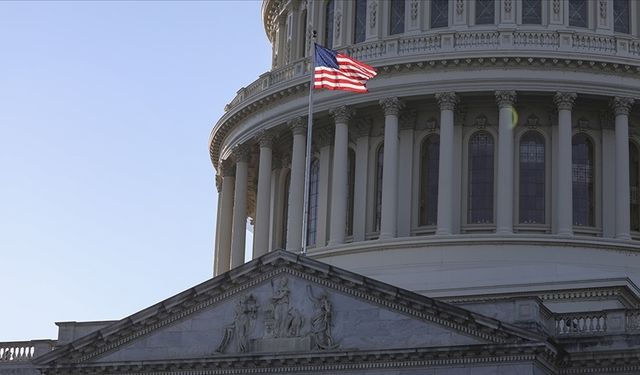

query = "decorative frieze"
[
  {"left": 554, "top": 92, "right": 577, "bottom": 111},
  {"left": 379, "top": 97, "right": 404, "bottom": 116},
  {"left": 495, "top": 90, "right": 517, "bottom": 108},
  {"left": 435, "top": 92, "right": 458, "bottom": 111}
]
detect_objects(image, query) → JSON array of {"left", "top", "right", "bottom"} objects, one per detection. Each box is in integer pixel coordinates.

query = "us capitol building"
[{"left": 3, "top": 1, "right": 640, "bottom": 374}]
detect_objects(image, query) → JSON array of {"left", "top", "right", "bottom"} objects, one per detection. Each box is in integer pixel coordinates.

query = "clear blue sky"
[{"left": 0, "top": 1, "right": 270, "bottom": 341}]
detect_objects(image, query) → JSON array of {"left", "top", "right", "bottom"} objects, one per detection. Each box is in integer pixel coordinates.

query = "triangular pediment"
[{"left": 36, "top": 250, "right": 547, "bottom": 372}]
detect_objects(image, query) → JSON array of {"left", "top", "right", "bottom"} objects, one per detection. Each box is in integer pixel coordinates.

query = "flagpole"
[{"left": 301, "top": 34, "right": 317, "bottom": 256}]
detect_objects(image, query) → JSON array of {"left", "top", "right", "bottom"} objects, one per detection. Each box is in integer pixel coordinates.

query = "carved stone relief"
[
  {"left": 214, "top": 277, "right": 339, "bottom": 354},
  {"left": 474, "top": 114, "right": 489, "bottom": 129},
  {"left": 369, "top": 0, "right": 377, "bottom": 29},
  {"left": 553, "top": 0, "right": 560, "bottom": 14},
  {"left": 456, "top": 0, "right": 464, "bottom": 15},
  {"left": 504, "top": 0, "right": 512, "bottom": 14},
  {"left": 410, "top": 0, "right": 419, "bottom": 21}
]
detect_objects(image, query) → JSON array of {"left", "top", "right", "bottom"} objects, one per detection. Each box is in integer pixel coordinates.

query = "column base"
[
  {"left": 327, "top": 240, "right": 344, "bottom": 247},
  {"left": 435, "top": 229, "right": 452, "bottom": 236},
  {"left": 616, "top": 233, "right": 631, "bottom": 241},
  {"left": 496, "top": 228, "right": 513, "bottom": 235},
  {"left": 378, "top": 232, "right": 395, "bottom": 240},
  {"left": 557, "top": 229, "right": 573, "bottom": 237}
]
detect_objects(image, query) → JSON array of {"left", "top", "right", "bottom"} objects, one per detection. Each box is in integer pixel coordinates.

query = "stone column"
[
  {"left": 397, "top": 111, "right": 416, "bottom": 237},
  {"left": 268, "top": 157, "right": 282, "bottom": 251},
  {"left": 495, "top": 91, "right": 517, "bottom": 235},
  {"left": 286, "top": 117, "right": 307, "bottom": 251},
  {"left": 613, "top": 97, "right": 635, "bottom": 240},
  {"left": 231, "top": 145, "right": 250, "bottom": 268},
  {"left": 213, "top": 175, "right": 223, "bottom": 275},
  {"left": 353, "top": 118, "right": 371, "bottom": 242},
  {"left": 253, "top": 131, "right": 274, "bottom": 258},
  {"left": 554, "top": 92, "right": 577, "bottom": 236},
  {"left": 329, "top": 106, "right": 354, "bottom": 246},
  {"left": 379, "top": 97, "right": 403, "bottom": 240},
  {"left": 435, "top": 92, "right": 458, "bottom": 235},
  {"left": 215, "top": 160, "right": 235, "bottom": 275}
]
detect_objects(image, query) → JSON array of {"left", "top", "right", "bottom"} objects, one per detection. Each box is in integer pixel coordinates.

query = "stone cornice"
[
  {"left": 209, "top": 55, "right": 640, "bottom": 168},
  {"left": 41, "top": 342, "right": 559, "bottom": 375}
]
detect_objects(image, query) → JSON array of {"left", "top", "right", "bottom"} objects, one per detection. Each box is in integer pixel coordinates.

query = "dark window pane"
[
  {"left": 476, "top": 0, "right": 495, "bottom": 24},
  {"left": 569, "top": 0, "right": 588, "bottom": 27},
  {"left": 431, "top": 0, "right": 449, "bottom": 28},
  {"left": 614, "top": 0, "right": 630, "bottom": 33},
  {"left": 519, "top": 131, "right": 545, "bottom": 224},
  {"left": 630, "top": 142, "right": 639, "bottom": 231},
  {"left": 375, "top": 145, "right": 384, "bottom": 231},
  {"left": 468, "top": 131, "right": 494, "bottom": 224},
  {"left": 389, "top": 0, "right": 405, "bottom": 35},
  {"left": 420, "top": 135, "right": 440, "bottom": 226},
  {"left": 572, "top": 134, "right": 594, "bottom": 226},
  {"left": 307, "top": 159, "right": 320, "bottom": 245},
  {"left": 281, "top": 172, "right": 290, "bottom": 249},
  {"left": 354, "top": 0, "right": 367, "bottom": 43},
  {"left": 325, "top": 0, "right": 334, "bottom": 49},
  {"left": 522, "top": 0, "right": 542, "bottom": 24},
  {"left": 346, "top": 149, "right": 356, "bottom": 236}
]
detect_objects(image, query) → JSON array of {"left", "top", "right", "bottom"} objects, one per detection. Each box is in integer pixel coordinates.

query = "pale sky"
[{"left": 0, "top": 0, "right": 270, "bottom": 341}]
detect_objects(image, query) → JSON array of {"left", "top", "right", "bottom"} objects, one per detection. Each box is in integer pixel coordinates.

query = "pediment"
[{"left": 37, "top": 250, "right": 545, "bottom": 370}]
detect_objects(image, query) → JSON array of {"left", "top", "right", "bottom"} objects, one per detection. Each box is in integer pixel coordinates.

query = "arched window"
[
  {"left": 354, "top": 0, "right": 367, "bottom": 44},
  {"left": 281, "top": 171, "right": 291, "bottom": 249},
  {"left": 630, "top": 142, "right": 639, "bottom": 231},
  {"left": 519, "top": 131, "right": 545, "bottom": 224},
  {"left": 375, "top": 144, "right": 384, "bottom": 231},
  {"left": 475, "top": 0, "right": 495, "bottom": 25},
  {"left": 324, "top": 0, "right": 335, "bottom": 49},
  {"left": 572, "top": 133, "right": 594, "bottom": 226},
  {"left": 614, "top": 0, "right": 630, "bottom": 33},
  {"left": 419, "top": 135, "right": 440, "bottom": 226},
  {"left": 306, "top": 159, "right": 320, "bottom": 246},
  {"left": 468, "top": 131, "right": 494, "bottom": 224},
  {"left": 346, "top": 148, "right": 356, "bottom": 236},
  {"left": 389, "top": 0, "right": 405, "bottom": 35}
]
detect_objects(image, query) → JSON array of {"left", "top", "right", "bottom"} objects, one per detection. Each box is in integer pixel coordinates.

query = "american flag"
[{"left": 314, "top": 44, "right": 377, "bottom": 93}]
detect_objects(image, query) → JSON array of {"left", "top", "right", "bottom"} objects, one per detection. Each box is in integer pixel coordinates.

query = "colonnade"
[{"left": 213, "top": 92, "right": 635, "bottom": 275}]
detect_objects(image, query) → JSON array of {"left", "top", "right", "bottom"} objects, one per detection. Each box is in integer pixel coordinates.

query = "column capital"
[
  {"left": 220, "top": 158, "right": 235, "bottom": 177},
  {"left": 215, "top": 174, "right": 223, "bottom": 193},
  {"left": 288, "top": 116, "right": 307, "bottom": 135},
  {"left": 233, "top": 144, "right": 251, "bottom": 163},
  {"left": 257, "top": 130, "right": 276, "bottom": 148},
  {"left": 435, "top": 92, "right": 458, "bottom": 111},
  {"left": 495, "top": 90, "right": 517, "bottom": 108},
  {"left": 379, "top": 97, "right": 404, "bottom": 116},
  {"left": 329, "top": 106, "right": 355, "bottom": 123},
  {"left": 554, "top": 92, "right": 577, "bottom": 111},
  {"left": 612, "top": 97, "right": 635, "bottom": 116}
]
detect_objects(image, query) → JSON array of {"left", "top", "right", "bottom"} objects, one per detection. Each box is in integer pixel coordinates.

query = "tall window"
[
  {"left": 307, "top": 159, "right": 320, "bottom": 246},
  {"left": 519, "top": 132, "right": 545, "bottom": 224},
  {"left": 325, "top": 0, "right": 335, "bottom": 49},
  {"left": 346, "top": 149, "right": 356, "bottom": 236},
  {"left": 569, "top": 0, "right": 588, "bottom": 28},
  {"left": 375, "top": 145, "right": 384, "bottom": 231},
  {"left": 572, "top": 134, "right": 594, "bottom": 226},
  {"left": 431, "top": 0, "right": 449, "bottom": 28},
  {"left": 522, "top": 0, "right": 542, "bottom": 24},
  {"left": 614, "top": 0, "right": 630, "bottom": 33},
  {"left": 281, "top": 171, "right": 291, "bottom": 249},
  {"left": 301, "top": 10, "right": 308, "bottom": 57},
  {"left": 475, "top": 0, "right": 495, "bottom": 25},
  {"left": 389, "top": 0, "right": 405, "bottom": 35},
  {"left": 468, "top": 131, "right": 494, "bottom": 224},
  {"left": 354, "top": 0, "right": 367, "bottom": 43},
  {"left": 419, "top": 135, "right": 440, "bottom": 226},
  {"left": 630, "top": 142, "right": 639, "bottom": 231}
]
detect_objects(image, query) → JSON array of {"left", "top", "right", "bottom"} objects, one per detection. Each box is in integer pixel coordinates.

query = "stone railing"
[
  {"left": 0, "top": 340, "right": 55, "bottom": 363},
  {"left": 554, "top": 309, "right": 640, "bottom": 336},
  {"left": 221, "top": 29, "right": 640, "bottom": 115}
]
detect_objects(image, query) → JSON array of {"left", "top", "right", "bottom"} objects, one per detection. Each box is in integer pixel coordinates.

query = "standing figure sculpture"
[
  {"left": 306, "top": 285, "right": 339, "bottom": 350},
  {"left": 216, "top": 295, "right": 258, "bottom": 353},
  {"left": 271, "top": 277, "right": 290, "bottom": 338}
]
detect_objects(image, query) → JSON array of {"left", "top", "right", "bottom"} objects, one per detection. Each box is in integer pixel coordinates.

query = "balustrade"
[
  {"left": 0, "top": 341, "right": 54, "bottom": 363},
  {"left": 555, "top": 313, "right": 607, "bottom": 335}
]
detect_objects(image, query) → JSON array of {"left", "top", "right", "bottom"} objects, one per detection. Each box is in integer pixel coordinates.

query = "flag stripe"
[{"left": 314, "top": 44, "right": 376, "bottom": 93}]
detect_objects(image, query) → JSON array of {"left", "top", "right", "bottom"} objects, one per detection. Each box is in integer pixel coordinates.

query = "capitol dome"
[{"left": 210, "top": 0, "right": 640, "bottom": 310}]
